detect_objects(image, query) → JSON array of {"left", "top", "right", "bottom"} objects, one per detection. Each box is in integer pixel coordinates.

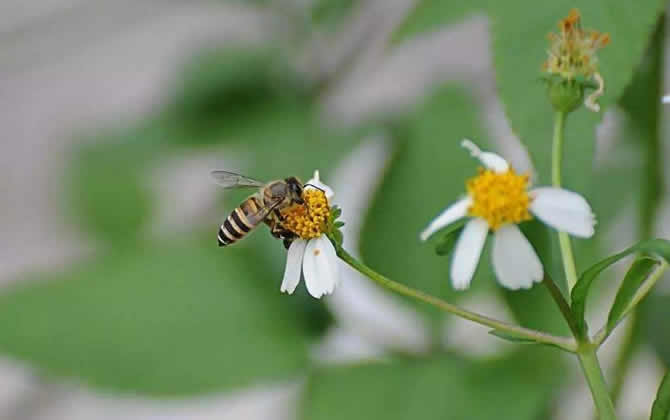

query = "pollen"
[
  {"left": 281, "top": 189, "right": 330, "bottom": 240},
  {"left": 466, "top": 168, "right": 532, "bottom": 231},
  {"left": 543, "top": 9, "right": 609, "bottom": 80}
]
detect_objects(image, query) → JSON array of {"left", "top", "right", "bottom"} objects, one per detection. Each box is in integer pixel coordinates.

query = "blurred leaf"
[
  {"left": 571, "top": 239, "right": 670, "bottom": 337},
  {"left": 645, "top": 295, "right": 670, "bottom": 368},
  {"left": 392, "top": 1, "right": 484, "bottom": 42},
  {"left": 491, "top": 1, "right": 663, "bottom": 191},
  {"left": 301, "top": 350, "right": 559, "bottom": 420},
  {"left": 434, "top": 219, "right": 466, "bottom": 256},
  {"left": 606, "top": 257, "right": 659, "bottom": 335},
  {"left": 396, "top": 0, "right": 664, "bottom": 208},
  {"left": 360, "top": 87, "right": 495, "bottom": 319},
  {"left": 165, "top": 46, "right": 310, "bottom": 145},
  {"left": 68, "top": 140, "right": 155, "bottom": 247},
  {"left": 311, "top": 0, "right": 358, "bottom": 29},
  {"left": 651, "top": 371, "right": 670, "bottom": 420},
  {"left": 618, "top": 20, "right": 664, "bottom": 240},
  {"left": 0, "top": 240, "right": 310, "bottom": 395}
]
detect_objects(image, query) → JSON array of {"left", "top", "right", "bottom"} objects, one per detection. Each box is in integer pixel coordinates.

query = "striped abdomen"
[{"left": 218, "top": 196, "right": 264, "bottom": 246}]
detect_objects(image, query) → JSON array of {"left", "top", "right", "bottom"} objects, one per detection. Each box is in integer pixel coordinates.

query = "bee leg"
[
  {"left": 268, "top": 219, "right": 284, "bottom": 239},
  {"left": 283, "top": 238, "right": 293, "bottom": 249}
]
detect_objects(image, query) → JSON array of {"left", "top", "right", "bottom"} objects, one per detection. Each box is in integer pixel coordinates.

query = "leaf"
[
  {"left": 396, "top": 0, "right": 665, "bottom": 214},
  {"left": 164, "top": 46, "right": 309, "bottom": 145},
  {"left": 67, "top": 140, "right": 155, "bottom": 247},
  {"left": 392, "top": 1, "right": 485, "bottom": 42},
  {"left": 651, "top": 371, "right": 670, "bottom": 420},
  {"left": 360, "top": 87, "right": 495, "bottom": 319},
  {"left": 606, "top": 257, "right": 659, "bottom": 335},
  {"left": 301, "top": 350, "right": 560, "bottom": 420},
  {"left": 311, "top": 0, "right": 358, "bottom": 29},
  {"left": 0, "top": 240, "right": 310, "bottom": 395},
  {"left": 644, "top": 295, "right": 670, "bottom": 368},
  {"left": 434, "top": 219, "right": 466, "bottom": 256},
  {"left": 571, "top": 239, "right": 670, "bottom": 337}
]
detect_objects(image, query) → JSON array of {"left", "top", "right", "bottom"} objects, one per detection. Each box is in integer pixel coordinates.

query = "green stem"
[
  {"left": 543, "top": 273, "right": 581, "bottom": 337},
  {"left": 335, "top": 246, "right": 577, "bottom": 352},
  {"left": 552, "top": 111, "right": 579, "bottom": 292},
  {"left": 551, "top": 110, "right": 616, "bottom": 418},
  {"left": 577, "top": 346, "right": 618, "bottom": 420}
]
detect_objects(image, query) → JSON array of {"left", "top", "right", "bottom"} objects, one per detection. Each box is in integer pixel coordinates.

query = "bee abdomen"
[{"left": 218, "top": 207, "right": 255, "bottom": 247}]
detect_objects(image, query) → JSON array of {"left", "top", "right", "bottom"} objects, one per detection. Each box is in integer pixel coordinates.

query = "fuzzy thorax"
[
  {"left": 466, "top": 168, "right": 532, "bottom": 230},
  {"left": 281, "top": 189, "right": 330, "bottom": 239}
]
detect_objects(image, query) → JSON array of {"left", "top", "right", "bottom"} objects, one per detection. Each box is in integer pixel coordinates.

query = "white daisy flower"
[
  {"left": 280, "top": 170, "right": 339, "bottom": 298},
  {"left": 420, "top": 140, "right": 596, "bottom": 290},
  {"left": 662, "top": 94, "right": 670, "bottom": 104}
]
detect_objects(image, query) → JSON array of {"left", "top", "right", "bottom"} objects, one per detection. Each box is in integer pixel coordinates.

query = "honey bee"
[{"left": 211, "top": 170, "right": 305, "bottom": 248}]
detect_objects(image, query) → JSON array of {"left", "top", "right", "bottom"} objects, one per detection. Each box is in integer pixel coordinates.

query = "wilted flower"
[
  {"left": 420, "top": 140, "right": 596, "bottom": 290},
  {"left": 280, "top": 170, "right": 339, "bottom": 298},
  {"left": 543, "top": 9, "right": 610, "bottom": 112}
]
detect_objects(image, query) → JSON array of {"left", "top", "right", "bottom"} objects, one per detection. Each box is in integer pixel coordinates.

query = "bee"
[{"left": 211, "top": 170, "right": 305, "bottom": 248}]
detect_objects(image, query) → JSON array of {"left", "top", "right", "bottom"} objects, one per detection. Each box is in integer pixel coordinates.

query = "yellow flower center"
[
  {"left": 281, "top": 189, "right": 330, "bottom": 239},
  {"left": 543, "top": 9, "right": 610, "bottom": 80},
  {"left": 466, "top": 168, "right": 532, "bottom": 231}
]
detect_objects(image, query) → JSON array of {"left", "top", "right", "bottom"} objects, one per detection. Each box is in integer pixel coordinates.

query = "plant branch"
[
  {"left": 335, "top": 246, "right": 577, "bottom": 352},
  {"left": 543, "top": 274, "right": 581, "bottom": 337}
]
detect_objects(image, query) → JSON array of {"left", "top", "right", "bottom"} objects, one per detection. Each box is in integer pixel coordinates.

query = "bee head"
[{"left": 285, "top": 176, "right": 304, "bottom": 204}]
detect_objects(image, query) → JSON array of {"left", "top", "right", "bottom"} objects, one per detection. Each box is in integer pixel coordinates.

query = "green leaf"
[
  {"left": 360, "top": 86, "right": 495, "bottom": 319},
  {"left": 164, "top": 46, "right": 309, "bottom": 145},
  {"left": 392, "top": 1, "right": 485, "bottom": 42},
  {"left": 651, "top": 371, "right": 670, "bottom": 420},
  {"left": 644, "top": 295, "right": 670, "bottom": 368},
  {"left": 0, "top": 240, "right": 309, "bottom": 395},
  {"left": 301, "top": 350, "right": 560, "bottom": 420},
  {"left": 434, "top": 219, "right": 466, "bottom": 256},
  {"left": 571, "top": 239, "right": 670, "bottom": 337},
  {"left": 67, "top": 140, "right": 155, "bottom": 247},
  {"left": 489, "top": 0, "right": 664, "bottom": 195},
  {"left": 311, "top": 0, "right": 358, "bottom": 29},
  {"left": 396, "top": 0, "right": 664, "bottom": 205},
  {"left": 606, "top": 257, "right": 659, "bottom": 335}
]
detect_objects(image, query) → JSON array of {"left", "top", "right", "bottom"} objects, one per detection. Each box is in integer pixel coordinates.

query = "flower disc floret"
[
  {"left": 281, "top": 189, "right": 330, "bottom": 239},
  {"left": 466, "top": 168, "right": 532, "bottom": 231}
]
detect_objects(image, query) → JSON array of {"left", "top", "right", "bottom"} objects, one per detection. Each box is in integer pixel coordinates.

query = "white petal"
[
  {"left": 663, "top": 94, "right": 670, "bottom": 104},
  {"left": 280, "top": 239, "right": 307, "bottom": 294},
  {"left": 529, "top": 187, "right": 596, "bottom": 238},
  {"left": 306, "top": 170, "right": 335, "bottom": 201},
  {"left": 461, "top": 139, "right": 509, "bottom": 173},
  {"left": 303, "top": 236, "right": 339, "bottom": 298},
  {"left": 450, "top": 218, "right": 489, "bottom": 290},
  {"left": 419, "top": 197, "right": 472, "bottom": 241},
  {"left": 491, "top": 225, "right": 543, "bottom": 290}
]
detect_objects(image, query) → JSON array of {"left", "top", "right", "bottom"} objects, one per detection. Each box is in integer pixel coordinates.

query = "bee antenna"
[{"left": 303, "top": 183, "right": 325, "bottom": 193}]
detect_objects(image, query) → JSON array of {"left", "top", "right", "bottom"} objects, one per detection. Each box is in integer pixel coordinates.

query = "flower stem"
[
  {"left": 551, "top": 110, "right": 617, "bottom": 419},
  {"left": 334, "top": 246, "right": 577, "bottom": 352},
  {"left": 552, "top": 110, "right": 579, "bottom": 292},
  {"left": 577, "top": 345, "right": 618, "bottom": 420}
]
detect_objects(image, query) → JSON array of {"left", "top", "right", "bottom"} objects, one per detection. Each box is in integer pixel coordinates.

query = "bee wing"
[{"left": 211, "top": 170, "right": 265, "bottom": 189}]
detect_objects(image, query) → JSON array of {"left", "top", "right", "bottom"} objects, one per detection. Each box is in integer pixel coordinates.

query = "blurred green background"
[{"left": 1, "top": 1, "right": 669, "bottom": 419}]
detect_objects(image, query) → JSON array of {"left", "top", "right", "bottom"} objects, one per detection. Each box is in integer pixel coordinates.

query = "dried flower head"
[{"left": 543, "top": 9, "right": 610, "bottom": 80}]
